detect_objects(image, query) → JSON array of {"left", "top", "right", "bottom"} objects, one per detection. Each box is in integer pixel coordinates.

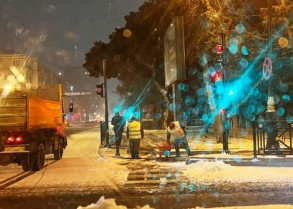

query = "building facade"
[{"left": 0, "top": 54, "right": 59, "bottom": 91}]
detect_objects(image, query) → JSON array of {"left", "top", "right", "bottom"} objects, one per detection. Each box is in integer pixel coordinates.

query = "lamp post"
[
  {"left": 103, "top": 59, "right": 110, "bottom": 147},
  {"left": 216, "top": 33, "right": 230, "bottom": 154},
  {"left": 265, "top": 0, "right": 279, "bottom": 150}
]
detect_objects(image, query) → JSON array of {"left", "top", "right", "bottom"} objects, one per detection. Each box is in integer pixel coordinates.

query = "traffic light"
[
  {"left": 215, "top": 44, "right": 223, "bottom": 54},
  {"left": 211, "top": 71, "right": 223, "bottom": 83},
  {"left": 96, "top": 84, "right": 104, "bottom": 97},
  {"left": 69, "top": 99, "right": 73, "bottom": 112}
]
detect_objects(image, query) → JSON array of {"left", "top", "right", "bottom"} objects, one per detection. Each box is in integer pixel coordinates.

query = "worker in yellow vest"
[
  {"left": 167, "top": 121, "right": 191, "bottom": 158},
  {"left": 127, "top": 117, "right": 144, "bottom": 159}
]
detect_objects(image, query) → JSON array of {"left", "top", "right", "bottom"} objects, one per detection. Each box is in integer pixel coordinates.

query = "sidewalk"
[
  {"left": 100, "top": 129, "right": 293, "bottom": 167},
  {"left": 143, "top": 129, "right": 293, "bottom": 167}
]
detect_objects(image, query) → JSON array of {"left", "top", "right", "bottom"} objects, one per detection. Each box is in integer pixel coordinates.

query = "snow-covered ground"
[
  {"left": 78, "top": 145, "right": 293, "bottom": 209},
  {"left": 183, "top": 159, "right": 293, "bottom": 183},
  {"left": 78, "top": 195, "right": 293, "bottom": 209},
  {"left": 3, "top": 127, "right": 291, "bottom": 209},
  {"left": 75, "top": 128, "right": 293, "bottom": 209}
]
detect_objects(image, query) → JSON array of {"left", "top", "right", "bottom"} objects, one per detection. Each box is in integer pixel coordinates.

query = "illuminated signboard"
[
  {"left": 164, "top": 16, "right": 186, "bottom": 88},
  {"left": 64, "top": 91, "right": 92, "bottom": 96}
]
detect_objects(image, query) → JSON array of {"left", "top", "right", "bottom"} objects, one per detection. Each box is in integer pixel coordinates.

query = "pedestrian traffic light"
[
  {"left": 211, "top": 71, "right": 223, "bottom": 83},
  {"left": 215, "top": 44, "right": 223, "bottom": 54},
  {"left": 96, "top": 84, "right": 104, "bottom": 97}
]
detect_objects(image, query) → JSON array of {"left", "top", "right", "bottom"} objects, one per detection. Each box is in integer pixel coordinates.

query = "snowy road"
[{"left": 0, "top": 123, "right": 293, "bottom": 209}]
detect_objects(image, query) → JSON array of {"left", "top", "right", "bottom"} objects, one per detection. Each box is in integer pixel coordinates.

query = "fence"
[{"left": 253, "top": 120, "right": 293, "bottom": 156}]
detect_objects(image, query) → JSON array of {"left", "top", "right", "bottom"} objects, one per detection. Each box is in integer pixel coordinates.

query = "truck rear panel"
[
  {"left": 0, "top": 86, "right": 63, "bottom": 131},
  {"left": 0, "top": 92, "right": 27, "bottom": 131},
  {"left": 28, "top": 97, "right": 63, "bottom": 129}
]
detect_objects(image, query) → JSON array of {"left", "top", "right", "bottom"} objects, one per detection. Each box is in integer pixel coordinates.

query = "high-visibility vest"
[
  {"left": 167, "top": 121, "right": 185, "bottom": 139},
  {"left": 128, "top": 121, "right": 141, "bottom": 139}
]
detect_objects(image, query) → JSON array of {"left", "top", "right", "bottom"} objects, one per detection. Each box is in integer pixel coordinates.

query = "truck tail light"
[
  {"left": 6, "top": 136, "right": 23, "bottom": 144},
  {"left": 15, "top": 136, "right": 23, "bottom": 143},
  {"left": 6, "top": 136, "right": 14, "bottom": 144}
]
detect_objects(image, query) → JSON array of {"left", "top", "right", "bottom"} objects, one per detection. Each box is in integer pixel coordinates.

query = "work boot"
[
  {"left": 185, "top": 156, "right": 191, "bottom": 165},
  {"left": 221, "top": 149, "right": 231, "bottom": 154},
  {"left": 185, "top": 146, "right": 191, "bottom": 156},
  {"left": 175, "top": 144, "right": 180, "bottom": 157}
]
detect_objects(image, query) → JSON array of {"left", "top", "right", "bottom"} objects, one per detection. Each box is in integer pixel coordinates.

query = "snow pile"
[
  {"left": 183, "top": 159, "right": 293, "bottom": 183},
  {"left": 183, "top": 160, "right": 232, "bottom": 182},
  {"left": 189, "top": 159, "right": 232, "bottom": 171},
  {"left": 77, "top": 196, "right": 154, "bottom": 209},
  {"left": 197, "top": 205, "right": 293, "bottom": 209}
]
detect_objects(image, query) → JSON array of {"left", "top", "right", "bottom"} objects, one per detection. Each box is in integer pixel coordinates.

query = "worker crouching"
[{"left": 167, "top": 121, "right": 191, "bottom": 158}]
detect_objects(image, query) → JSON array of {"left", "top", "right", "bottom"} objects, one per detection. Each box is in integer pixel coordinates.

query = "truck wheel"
[
  {"left": 53, "top": 139, "right": 63, "bottom": 160},
  {"left": 21, "top": 153, "right": 34, "bottom": 171},
  {"left": 31, "top": 143, "right": 45, "bottom": 171},
  {"left": 21, "top": 155, "right": 31, "bottom": 171}
]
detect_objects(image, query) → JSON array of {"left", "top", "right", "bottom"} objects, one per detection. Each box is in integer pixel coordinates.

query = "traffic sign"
[
  {"left": 215, "top": 44, "right": 223, "bottom": 54},
  {"left": 263, "top": 57, "right": 272, "bottom": 80},
  {"left": 64, "top": 91, "right": 92, "bottom": 96}
]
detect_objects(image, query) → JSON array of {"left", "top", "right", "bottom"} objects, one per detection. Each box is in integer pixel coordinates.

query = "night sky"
[
  {"left": 0, "top": 0, "right": 145, "bottom": 69},
  {"left": 0, "top": 0, "right": 145, "bottom": 117}
]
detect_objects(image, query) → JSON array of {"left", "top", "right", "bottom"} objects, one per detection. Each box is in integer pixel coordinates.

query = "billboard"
[{"left": 164, "top": 16, "right": 186, "bottom": 88}]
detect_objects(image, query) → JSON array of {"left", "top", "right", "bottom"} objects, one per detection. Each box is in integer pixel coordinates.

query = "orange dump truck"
[{"left": 0, "top": 84, "right": 67, "bottom": 171}]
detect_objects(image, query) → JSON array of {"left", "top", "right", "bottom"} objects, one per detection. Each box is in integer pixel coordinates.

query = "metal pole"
[
  {"left": 252, "top": 121, "right": 257, "bottom": 159},
  {"left": 220, "top": 33, "right": 230, "bottom": 154},
  {"left": 268, "top": 0, "right": 272, "bottom": 58},
  {"left": 172, "top": 83, "right": 176, "bottom": 121},
  {"left": 103, "top": 59, "right": 110, "bottom": 147},
  {"left": 265, "top": 1, "right": 278, "bottom": 150}
]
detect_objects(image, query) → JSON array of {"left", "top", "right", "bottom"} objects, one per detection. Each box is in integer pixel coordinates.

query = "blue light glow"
[
  {"left": 199, "top": 53, "right": 209, "bottom": 66},
  {"left": 189, "top": 184, "right": 196, "bottom": 191},
  {"left": 239, "top": 58, "right": 249, "bottom": 68},
  {"left": 277, "top": 107, "right": 285, "bottom": 116},
  {"left": 236, "top": 23, "right": 245, "bottom": 33},
  {"left": 169, "top": 103, "right": 175, "bottom": 111},
  {"left": 282, "top": 94, "right": 290, "bottom": 102},
  {"left": 163, "top": 150, "right": 170, "bottom": 157},
  {"left": 286, "top": 115, "right": 293, "bottom": 123},
  {"left": 229, "top": 38, "right": 239, "bottom": 45},
  {"left": 208, "top": 66, "right": 216, "bottom": 74},
  {"left": 228, "top": 44, "right": 238, "bottom": 54},
  {"left": 180, "top": 182, "right": 187, "bottom": 189},
  {"left": 233, "top": 155, "right": 242, "bottom": 163},
  {"left": 241, "top": 46, "right": 249, "bottom": 56}
]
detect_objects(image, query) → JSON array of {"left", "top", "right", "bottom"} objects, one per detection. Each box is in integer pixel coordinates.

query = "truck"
[{"left": 0, "top": 84, "right": 67, "bottom": 171}]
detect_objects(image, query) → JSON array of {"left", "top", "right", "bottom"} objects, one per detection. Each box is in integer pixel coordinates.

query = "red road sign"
[{"left": 263, "top": 57, "right": 272, "bottom": 80}]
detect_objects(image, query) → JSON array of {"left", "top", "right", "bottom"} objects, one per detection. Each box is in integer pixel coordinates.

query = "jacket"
[
  {"left": 167, "top": 121, "right": 185, "bottom": 141},
  {"left": 111, "top": 115, "right": 125, "bottom": 134},
  {"left": 127, "top": 120, "right": 144, "bottom": 139}
]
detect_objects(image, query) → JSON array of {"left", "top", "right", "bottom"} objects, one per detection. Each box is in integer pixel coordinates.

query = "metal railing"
[{"left": 253, "top": 120, "right": 293, "bottom": 156}]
